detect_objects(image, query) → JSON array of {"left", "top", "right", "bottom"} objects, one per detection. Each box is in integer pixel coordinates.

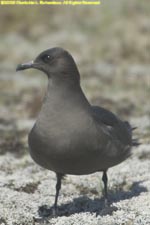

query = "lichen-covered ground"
[{"left": 0, "top": 0, "right": 150, "bottom": 224}]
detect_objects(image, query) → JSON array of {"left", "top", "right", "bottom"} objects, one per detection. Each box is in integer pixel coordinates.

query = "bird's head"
[{"left": 16, "top": 47, "right": 80, "bottom": 85}]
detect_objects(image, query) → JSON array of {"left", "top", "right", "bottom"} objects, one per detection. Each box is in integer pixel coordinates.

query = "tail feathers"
[
  {"left": 124, "top": 121, "right": 140, "bottom": 147},
  {"left": 131, "top": 126, "right": 140, "bottom": 146},
  {"left": 132, "top": 138, "right": 141, "bottom": 146},
  {"left": 132, "top": 126, "right": 138, "bottom": 131}
]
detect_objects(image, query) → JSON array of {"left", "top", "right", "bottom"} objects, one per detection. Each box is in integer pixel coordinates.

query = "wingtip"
[{"left": 132, "top": 126, "right": 138, "bottom": 131}]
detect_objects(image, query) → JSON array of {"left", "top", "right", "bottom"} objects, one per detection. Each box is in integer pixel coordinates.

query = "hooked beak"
[{"left": 16, "top": 61, "right": 35, "bottom": 71}]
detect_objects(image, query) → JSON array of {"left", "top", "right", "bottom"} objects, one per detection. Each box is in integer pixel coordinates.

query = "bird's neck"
[
  {"left": 35, "top": 78, "right": 92, "bottom": 139},
  {"left": 50, "top": 68, "right": 80, "bottom": 88},
  {"left": 42, "top": 78, "right": 91, "bottom": 114}
]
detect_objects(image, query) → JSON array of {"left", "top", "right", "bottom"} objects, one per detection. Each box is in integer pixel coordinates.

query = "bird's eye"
[{"left": 42, "top": 55, "right": 52, "bottom": 63}]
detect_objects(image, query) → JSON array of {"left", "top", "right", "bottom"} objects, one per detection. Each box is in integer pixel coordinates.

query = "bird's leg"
[
  {"left": 53, "top": 173, "right": 64, "bottom": 216},
  {"left": 38, "top": 173, "right": 64, "bottom": 218},
  {"left": 102, "top": 170, "right": 108, "bottom": 206}
]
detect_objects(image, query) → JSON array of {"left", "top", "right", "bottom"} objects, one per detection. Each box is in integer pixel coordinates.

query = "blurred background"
[{"left": 0, "top": 0, "right": 150, "bottom": 223}]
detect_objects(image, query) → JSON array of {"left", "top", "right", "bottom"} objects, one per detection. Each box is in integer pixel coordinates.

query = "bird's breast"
[
  {"left": 28, "top": 121, "right": 103, "bottom": 174},
  {"left": 28, "top": 107, "right": 104, "bottom": 171}
]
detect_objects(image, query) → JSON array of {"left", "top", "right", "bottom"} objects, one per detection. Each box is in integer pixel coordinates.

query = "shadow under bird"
[{"left": 16, "top": 47, "right": 138, "bottom": 216}]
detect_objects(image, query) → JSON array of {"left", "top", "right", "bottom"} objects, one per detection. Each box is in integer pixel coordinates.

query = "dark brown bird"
[{"left": 16, "top": 47, "right": 138, "bottom": 216}]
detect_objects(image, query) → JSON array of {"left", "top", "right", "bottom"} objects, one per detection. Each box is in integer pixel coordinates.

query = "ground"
[{"left": 0, "top": 0, "right": 150, "bottom": 224}]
